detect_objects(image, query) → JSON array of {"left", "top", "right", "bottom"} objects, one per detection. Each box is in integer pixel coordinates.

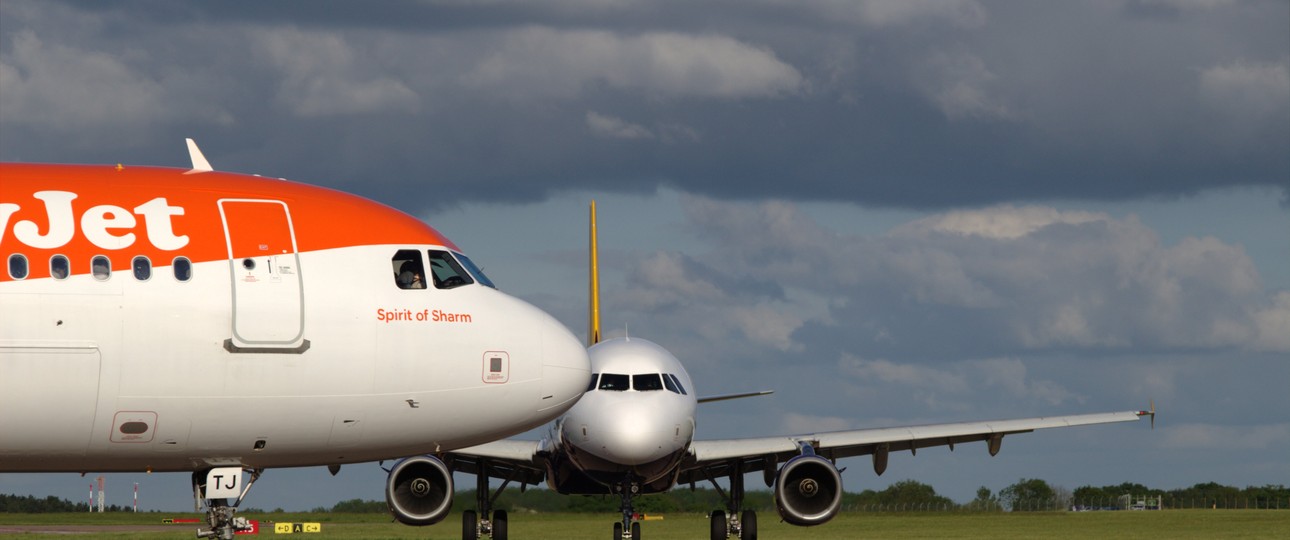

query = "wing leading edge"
[{"left": 680, "top": 409, "right": 1151, "bottom": 484}]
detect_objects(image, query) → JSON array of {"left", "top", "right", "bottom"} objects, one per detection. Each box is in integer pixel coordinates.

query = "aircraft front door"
[{"left": 219, "top": 199, "right": 306, "bottom": 352}]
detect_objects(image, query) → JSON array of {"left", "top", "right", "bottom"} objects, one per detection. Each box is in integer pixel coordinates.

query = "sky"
[{"left": 1, "top": 0, "right": 1287, "bottom": 512}]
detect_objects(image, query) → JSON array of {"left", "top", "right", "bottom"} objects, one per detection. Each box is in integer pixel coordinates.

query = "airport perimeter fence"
[{"left": 843, "top": 498, "right": 1289, "bottom": 512}]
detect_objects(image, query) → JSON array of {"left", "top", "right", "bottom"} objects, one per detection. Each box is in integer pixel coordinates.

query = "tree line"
[{"left": 6, "top": 480, "right": 1287, "bottom": 513}]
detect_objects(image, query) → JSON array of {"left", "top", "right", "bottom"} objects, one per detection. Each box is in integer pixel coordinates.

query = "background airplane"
[
  {"left": 378, "top": 201, "right": 1154, "bottom": 540},
  {"left": 0, "top": 141, "right": 591, "bottom": 539}
]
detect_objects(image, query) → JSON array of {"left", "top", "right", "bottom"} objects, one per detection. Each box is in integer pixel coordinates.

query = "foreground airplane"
[
  {"left": 381, "top": 201, "right": 1155, "bottom": 540},
  {"left": 0, "top": 141, "right": 591, "bottom": 539}
]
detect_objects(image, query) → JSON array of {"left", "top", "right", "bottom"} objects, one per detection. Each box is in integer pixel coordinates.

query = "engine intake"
[
  {"left": 386, "top": 455, "right": 454, "bottom": 526},
  {"left": 773, "top": 453, "right": 843, "bottom": 526}
]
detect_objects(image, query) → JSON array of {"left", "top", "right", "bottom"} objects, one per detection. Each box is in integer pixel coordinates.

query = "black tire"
[
  {"left": 710, "top": 510, "right": 727, "bottom": 540},
  {"left": 613, "top": 521, "right": 623, "bottom": 540},
  {"left": 493, "top": 510, "right": 508, "bottom": 540},
  {"left": 740, "top": 510, "right": 757, "bottom": 540},
  {"left": 462, "top": 510, "right": 477, "bottom": 540},
  {"left": 631, "top": 521, "right": 641, "bottom": 540}
]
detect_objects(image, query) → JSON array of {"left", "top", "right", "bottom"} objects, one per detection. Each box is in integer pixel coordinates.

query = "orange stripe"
[{"left": 0, "top": 163, "right": 457, "bottom": 282}]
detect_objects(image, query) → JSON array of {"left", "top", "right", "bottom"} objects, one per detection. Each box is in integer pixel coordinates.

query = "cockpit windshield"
[
  {"left": 590, "top": 373, "right": 683, "bottom": 393},
  {"left": 454, "top": 253, "right": 496, "bottom": 289},
  {"left": 427, "top": 250, "right": 474, "bottom": 289},
  {"left": 598, "top": 373, "right": 630, "bottom": 391},
  {"left": 633, "top": 374, "right": 664, "bottom": 391}
]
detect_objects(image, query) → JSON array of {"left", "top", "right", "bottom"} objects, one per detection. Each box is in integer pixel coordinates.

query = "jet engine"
[
  {"left": 773, "top": 452, "right": 843, "bottom": 526},
  {"left": 385, "top": 455, "right": 454, "bottom": 526}
]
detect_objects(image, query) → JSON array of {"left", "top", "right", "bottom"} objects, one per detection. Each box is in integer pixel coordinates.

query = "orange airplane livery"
[{"left": 0, "top": 140, "right": 591, "bottom": 539}]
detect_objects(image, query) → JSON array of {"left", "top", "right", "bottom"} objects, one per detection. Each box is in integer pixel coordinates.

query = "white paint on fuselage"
[
  {"left": 0, "top": 245, "right": 591, "bottom": 472},
  {"left": 553, "top": 337, "right": 696, "bottom": 486}
]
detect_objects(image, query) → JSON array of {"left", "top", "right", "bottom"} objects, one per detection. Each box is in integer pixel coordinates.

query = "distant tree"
[
  {"left": 331, "top": 498, "right": 387, "bottom": 513},
  {"left": 0, "top": 494, "right": 88, "bottom": 513},
  {"left": 850, "top": 480, "right": 952, "bottom": 510},
  {"left": 999, "top": 478, "right": 1055, "bottom": 512},
  {"left": 971, "top": 486, "right": 1001, "bottom": 511}
]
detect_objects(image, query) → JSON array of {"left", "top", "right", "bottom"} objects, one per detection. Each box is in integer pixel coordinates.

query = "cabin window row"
[
  {"left": 7, "top": 254, "right": 193, "bottom": 283},
  {"left": 587, "top": 373, "right": 688, "bottom": 395}
]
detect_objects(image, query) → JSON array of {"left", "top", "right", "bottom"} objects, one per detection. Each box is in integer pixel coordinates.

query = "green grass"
[{"left": 2, "top": 510, "right": 1287, "bottom": 538}]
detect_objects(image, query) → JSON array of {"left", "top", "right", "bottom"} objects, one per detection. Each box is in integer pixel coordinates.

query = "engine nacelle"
[
  {"left": 773, "top": 453, "right": 843, "bottom": 526},
  {"left": 385, "top": 455, "right": 454, "bottom": 526}
]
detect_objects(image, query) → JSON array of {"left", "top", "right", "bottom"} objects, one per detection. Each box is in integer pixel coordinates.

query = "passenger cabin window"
[
  {"left": 391, "top": 250, "right": 427, "bottom": 289},
  {"left": 8, "top": 254, "right": 28, "bottom": 280},
  {"left": 633, "top": 374, "right": 664, "bottom": 392},
  {"left": 455, "top": 253, "right": 496, "bottom": 289},
  {"left": 91, "top": 256, "right": 111, "bottom": 281},
  {"left": 427, "top": 250, "right": 474, "bottom": 289},
  {"left": 586, "top": 374, "right": 600, "bottom": 392},
  {"left": 598, "top": 373, "right": 630, "bottom": 391},
  {"left": 173, "top": 257, "right": 192, "bottom": 282},
  {"left": 51, "top": 255, "right": 70, "bottom": 280},
  {"left": 132, "top": 256, "right": 151, "bottom": 281}
]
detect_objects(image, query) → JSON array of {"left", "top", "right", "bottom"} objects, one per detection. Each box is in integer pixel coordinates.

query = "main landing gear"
[
  {"left": 462, "top": 460, "right": 509, "bottom": 540},
  {"left": 192, "top": 467, "right": 261, "bottom": 540},
  {"left": 611, "top": 478, "right": 641, "bottom": 540},
  {"left": 704, "top": 459, "right": 757, "bottom": 540}
]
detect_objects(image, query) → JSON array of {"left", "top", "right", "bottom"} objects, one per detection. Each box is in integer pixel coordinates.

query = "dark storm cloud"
[
  {"left": 2, "top": 0, "right": 1287, "bottom": 214},
  {"left": 595, "top": 196, "right": 1288, "bottom": 369}
]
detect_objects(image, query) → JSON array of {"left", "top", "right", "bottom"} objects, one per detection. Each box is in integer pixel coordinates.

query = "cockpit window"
[
  {"left": 666, "top": 374, "right": 688, "bottom": 395},
  {"left": 586, "top": 373, "right": 600, "bottom": 392},
  {"left": 392, "top": 250, "right": 426, "bottom": 289},
  {"left": 454, "top": 253, "right": 496, "bottom": 289},
  {"left": 598, "top": 373, "right": 629, "bottom": 391},
  {"left": 427, "top": 250, "right": 474, "bottom": 289},
  {"left": 662, "top": 374, "right": 680, "bottom": 394},
  {"left": 633, "top": 374, "right": 664, "bottom": 392}
]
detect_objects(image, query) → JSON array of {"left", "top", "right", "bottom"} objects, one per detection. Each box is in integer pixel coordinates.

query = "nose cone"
[
  {"left": 592, "top": 397, "right": 684, "bottom": 465},
  {"left": 538, "top": 316, "right": 592, "bottom": 415}
]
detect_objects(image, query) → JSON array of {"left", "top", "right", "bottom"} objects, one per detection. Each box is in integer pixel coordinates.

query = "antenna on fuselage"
[
  {"left": 185, "top": 138, "right": 214, "bottom": 172},
  {"left": 589, "top": 200, "right": 602, "bottom": 346}
]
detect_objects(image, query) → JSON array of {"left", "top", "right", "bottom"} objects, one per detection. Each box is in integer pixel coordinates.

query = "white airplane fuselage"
[
  {"left": 546, "top": 337, "right": 696, "bottom": 494},
  {"left": 0, "top": 163, "right": 591, "bottom": 473}
]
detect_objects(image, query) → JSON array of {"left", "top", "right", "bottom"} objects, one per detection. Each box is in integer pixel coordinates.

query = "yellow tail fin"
[{"left": 588, "top": 200, "right": 602, "bottom": 346}]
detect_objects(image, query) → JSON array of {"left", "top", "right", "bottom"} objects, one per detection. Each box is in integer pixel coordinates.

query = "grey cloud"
[
  {"left": 671, "top": 198, "right": 1287, "bottom": 359},
  {"left": 461, "top": 28, "right": 803, "bottom": 100},
  {"left": 2, "top": 0, "right": 1286, "bottom": 211},
  {"left": 586, "top": 111, "right": 654, "bottom": 140},
  {"left": 255, "top": 28, "right": 420, "bottom": 117}
]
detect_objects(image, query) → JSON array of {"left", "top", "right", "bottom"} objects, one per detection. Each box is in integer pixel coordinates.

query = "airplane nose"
[
  {"left": 598, "top": 402, "right": 677, "bottom": 465},
  {"left": 538, "top": 316, "right": 591, "bottom": 414}
]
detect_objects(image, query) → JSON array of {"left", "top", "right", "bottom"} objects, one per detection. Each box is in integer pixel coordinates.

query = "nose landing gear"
[
  {"left": 612, "top": 478, "right": 642, "bottom": 540},
  {"left": 192, "top": 467, "right": 261, "bottom": 540}
]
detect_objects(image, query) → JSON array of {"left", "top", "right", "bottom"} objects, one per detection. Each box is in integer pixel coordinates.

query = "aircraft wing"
[
  {"left": 446, "top": 440, "right": 548, "bottom": 487},
  {"left": 678, "top": 409, "right": 1151, "bottom": 484}
]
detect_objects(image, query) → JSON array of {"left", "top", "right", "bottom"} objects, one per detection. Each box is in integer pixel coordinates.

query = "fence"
[{"left": 841, "top": 497, "right": 1288, "bottom": 512}]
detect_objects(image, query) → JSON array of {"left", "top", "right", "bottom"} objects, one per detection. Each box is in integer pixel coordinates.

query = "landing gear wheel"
[
  {"left": 462, "top": 510, "right": 478, "bottom": 540},
  {"left": 740, "top": 510, "right": 757, "bottom": 540},
  {"left": 613, "top": 521, "right": 623, "bottom": 539},
  {"left": 493, "top": 510, "right": 508, "bottom": 540},
  {"left": 631, "top": 520, "right": 641, "bottom": 540},
  {"left": 710, "top": 510, "right": 727, "bottom": 540}
]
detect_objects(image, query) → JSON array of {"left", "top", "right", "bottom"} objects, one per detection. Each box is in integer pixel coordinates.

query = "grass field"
[{"left": 2, "top": 510, "right": 1287, "bottom": 539}]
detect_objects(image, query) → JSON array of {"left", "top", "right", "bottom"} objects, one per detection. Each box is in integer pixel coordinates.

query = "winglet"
[
  {"left": 1137, "top": 399, "right": 1156, "bottom": 429},
  {"left": 588, "top": 200, "right": 602, "bottom": 346},
  {"left": 186, "top": 138, "right": 214, "bottom": 172}
]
